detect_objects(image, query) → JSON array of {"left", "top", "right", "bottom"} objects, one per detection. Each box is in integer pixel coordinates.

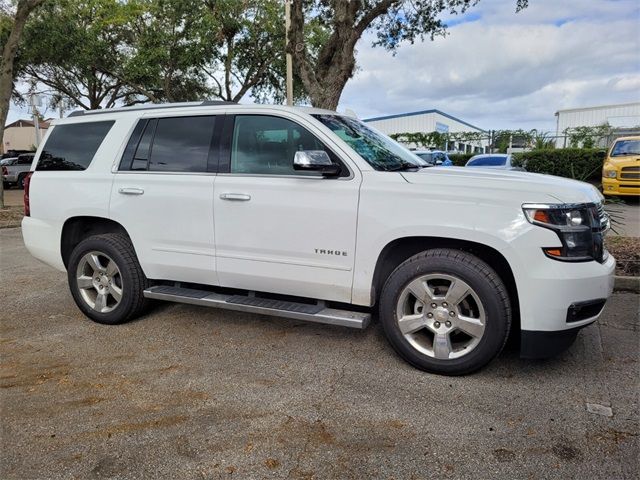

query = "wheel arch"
[
  {"left": 371, "top": 236, "right": 520, "bottom": 333},
  {"left": 60, "top": 216, "right": 131, "bottom": 269}
]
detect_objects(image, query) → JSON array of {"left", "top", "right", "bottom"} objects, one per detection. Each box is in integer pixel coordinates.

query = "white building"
[
  {"left": 2, "top": 119, "right": 50, "bottom": 153},
  {"left": 363, "top": 109, "right": 487, "bottom": 153},
  {"left": 555, "top": 102, "right": 640, "bottom": 136}
]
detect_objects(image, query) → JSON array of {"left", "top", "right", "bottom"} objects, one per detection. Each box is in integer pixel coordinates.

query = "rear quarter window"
[{"left": 36, "top": 121, "right": 114, "bottom": 171}]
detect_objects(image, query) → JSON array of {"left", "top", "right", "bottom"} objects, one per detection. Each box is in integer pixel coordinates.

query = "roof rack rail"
[{"left": 67, "top": 100, "right": 236, "bottom": 117}]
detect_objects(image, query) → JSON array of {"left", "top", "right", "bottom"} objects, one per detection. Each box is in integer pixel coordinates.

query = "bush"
[
  {"left": 448, "top": 153, "right": 476, "bottom": 166},
  {"left": 512, "top": 148, "right": 606, "bottom": 181}
]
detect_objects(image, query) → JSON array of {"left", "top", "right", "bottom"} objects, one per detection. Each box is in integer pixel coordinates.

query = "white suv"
[{"left": 22, "top": 102, "right": 615, "bottom": 375}]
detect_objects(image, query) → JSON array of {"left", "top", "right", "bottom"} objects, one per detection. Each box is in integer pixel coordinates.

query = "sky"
[
  {"left": 340, "top": 0, "right": 640, "bottom": 131},
  {"left": 7, "top": 0, "right": 640, "bottom": 132}
]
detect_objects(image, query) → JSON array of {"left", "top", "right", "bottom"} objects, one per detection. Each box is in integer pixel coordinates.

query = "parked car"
[
  {"left": 601, "top": 136, "right": 639, "bottom": 197},
  {"left": 1, "top": 149, "right": 32, "bottom": 159},
  {"left": 1, "top": 157, "right": 18, "bottom": 166},
  {"left": 413, "top": 150, "right": 453, "bottom": 166},
  {"left": 21, "top": 102, "right": 614, "bottom": 375},
  {"left": 2, "top": 153, "right": 34, "bottom": 188},
  {"left": 465, "top": 153, "right": 524, "bottom": 170}
]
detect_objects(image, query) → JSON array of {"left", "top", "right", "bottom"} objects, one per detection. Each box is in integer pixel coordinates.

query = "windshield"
[
  {"left": 312, "top": 114, "right": 424, "bottom": 171},
  {"left": 611, "top": 140, "right": 640, "bottom": 157},
  {"left": 467, "top": 156, "right": 507, "bottom": 166}
]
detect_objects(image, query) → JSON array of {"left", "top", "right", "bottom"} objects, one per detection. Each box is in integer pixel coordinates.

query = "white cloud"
[{"left": 340, "top": 0, "right": 640, "bottom": 130}]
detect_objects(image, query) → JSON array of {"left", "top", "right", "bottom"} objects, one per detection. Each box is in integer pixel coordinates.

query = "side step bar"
[{"left": 143, "top": 285, "right": 371, "bottom": 330}]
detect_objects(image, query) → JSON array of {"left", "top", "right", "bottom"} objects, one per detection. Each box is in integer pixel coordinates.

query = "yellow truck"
[{"left": 602, "top": 136, "right": 640, "bottom": 196}]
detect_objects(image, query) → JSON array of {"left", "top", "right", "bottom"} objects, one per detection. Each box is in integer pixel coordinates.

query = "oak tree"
[{"left": 288, "top": 0, "right": 529, "bottom": 110}]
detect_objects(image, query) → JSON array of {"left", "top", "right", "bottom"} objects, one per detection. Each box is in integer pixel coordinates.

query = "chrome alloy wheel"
[
  {"left": 75, "top": 251, "right": 123, "bottom": 313},
  {"left": 395, "top": 274, "right": 486, "bottom": 360}
]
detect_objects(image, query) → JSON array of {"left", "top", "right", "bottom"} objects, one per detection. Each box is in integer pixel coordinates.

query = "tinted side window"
[
  {"left": 148, "top": 116, "right": 216, "bottom": 172},
  {"left": 17, "top": 155, "right": 34, "bottom": 165},
  {"left": 231, "top": 115, "right": 337, "bottom": 176},
  {"left": 36, "top": 121, "right": 114, "bottom": 171}
]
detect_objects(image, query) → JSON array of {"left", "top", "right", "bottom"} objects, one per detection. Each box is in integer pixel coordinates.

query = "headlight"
[
  {"left": 603, "top": 169, "right": 617, "bottom": 178},
  {"left": 522, "top": 203, "right": 604, "bottom": 262}
]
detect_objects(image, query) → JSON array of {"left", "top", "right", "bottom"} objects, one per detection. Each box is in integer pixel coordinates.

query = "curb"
[{"left": 614, "top": 276, "right": 640, "bottom": 293}]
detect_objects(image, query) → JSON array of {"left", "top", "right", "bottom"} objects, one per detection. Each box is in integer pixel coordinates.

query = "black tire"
[
  {"left": 67, "top": 233, "right": 148, "bottom": 325},
  {"left": 2, "top": 182, "right": 10, "bottom": 189},
  {"left": 17, "top": 173, "right": 26, "bottom": 189},
  {"left": 379, "top": 248, "right": 511, "bottom": 375}
]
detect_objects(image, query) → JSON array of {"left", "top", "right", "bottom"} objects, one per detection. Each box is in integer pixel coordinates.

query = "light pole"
[{"left": 284, "top": 0, "right": 293, "bottom": 106}]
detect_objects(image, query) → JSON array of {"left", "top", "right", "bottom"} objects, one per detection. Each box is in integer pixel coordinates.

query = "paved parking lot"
[{"left": 1, "top": 227, "right": 638, "bottom": 479}]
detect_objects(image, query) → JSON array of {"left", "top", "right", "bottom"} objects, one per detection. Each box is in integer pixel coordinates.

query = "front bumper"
[
  {"left": 517, "top": 252, "right": 615, "bottom": 358},
  {"left": 602, "top": 177, "right": 639, "bottom": 196},
  {"left": 520, "top": 324, "right": 587, "bottom": 359}
]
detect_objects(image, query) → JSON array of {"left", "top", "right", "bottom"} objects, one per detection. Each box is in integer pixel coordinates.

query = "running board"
[{"left": 143, "top": 285, "right": 370, "bottom": 329}]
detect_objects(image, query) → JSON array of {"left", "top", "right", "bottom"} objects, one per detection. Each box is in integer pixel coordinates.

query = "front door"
[{"left": 213, "top": 114, "right": 360, "bottom": 303}]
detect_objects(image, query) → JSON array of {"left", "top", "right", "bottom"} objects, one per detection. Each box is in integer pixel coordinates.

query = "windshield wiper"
[{"left": 385, "top": 161, "right": 423, "bottom": 172}]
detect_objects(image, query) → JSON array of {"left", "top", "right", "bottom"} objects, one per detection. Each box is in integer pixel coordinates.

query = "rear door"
[
  {"left": 212, "top": 113, "right": 361, "bottom": 303},
  {"left": 110, "top": 114, "right": 220, "bottom": 285}
]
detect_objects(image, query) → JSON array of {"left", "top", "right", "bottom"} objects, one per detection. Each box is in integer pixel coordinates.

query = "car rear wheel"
[
  {"left": 67, "top": 233, "right": 148, "bottom": 325},
  {"left": 17, "top": 173, "right": 26, "bottom": 189},
  {"left": 379, "top": 248, "right": 511, "bottom": 375}
]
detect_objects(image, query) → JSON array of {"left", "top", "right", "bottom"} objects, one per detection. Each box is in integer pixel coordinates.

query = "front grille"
[
  {"left": 621, "top": 165, "right": 640, "bottom": 180},
  {"left": 595, "top": 203, "right": 610, "bottom": 233}
]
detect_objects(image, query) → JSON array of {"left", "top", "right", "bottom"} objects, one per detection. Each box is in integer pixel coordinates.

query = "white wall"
[
  {"left": 556, "top": 102, "right": 640, "bottom": 134},
  {"left": 3, "top": 125, "right": 48, "bottom": 151}
]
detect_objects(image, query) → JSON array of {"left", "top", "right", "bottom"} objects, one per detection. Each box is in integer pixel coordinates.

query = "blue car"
[{"left": 413, "top": 150, "right": 452, "bottom": 166}]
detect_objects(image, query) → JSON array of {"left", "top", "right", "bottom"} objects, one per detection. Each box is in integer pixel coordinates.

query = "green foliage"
[
  {"left": 448, "top": 153, "right": 475, "bottom": 166},
  {"left": 391, "top": 131, "right": 487, "bottom": 150},
  {"left": 563, "top": 124, "right": 612, "bottom": 148},
  {"left": 512, "top": 148, "right": 606, "bottom": 181},
  {"left": 20, "top": 0, "right": 142, "bottom": 109},
  {"left": 16, "top": 0, "right": 304, "bottom": 109},
  {"left": 122, "top": 0, "right": 212, "bottom": 102},
  {"left": 531, "top": 130, "right": 555, "bottom": 150}
]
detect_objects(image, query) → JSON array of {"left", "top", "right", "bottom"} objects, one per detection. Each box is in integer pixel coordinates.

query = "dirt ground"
[{"left": 1, "top": 227, "right": 638, "bottom": 479}]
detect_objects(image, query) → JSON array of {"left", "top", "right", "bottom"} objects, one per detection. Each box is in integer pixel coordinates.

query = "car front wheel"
[{"left": 379, "top": 248, "right": 511, "bottom": 375}]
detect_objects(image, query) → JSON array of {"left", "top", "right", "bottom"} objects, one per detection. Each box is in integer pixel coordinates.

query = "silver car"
[{"left": 465, "top": 153, "right": 525, "bottom": 171}]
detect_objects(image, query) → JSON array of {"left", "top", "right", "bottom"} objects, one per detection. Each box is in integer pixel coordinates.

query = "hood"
[
  {"left": 607, "top": 154, "right": 640, "bottom": 166},
  {"left": 401, "top": 167, "right": 603, "bottom": 205}
]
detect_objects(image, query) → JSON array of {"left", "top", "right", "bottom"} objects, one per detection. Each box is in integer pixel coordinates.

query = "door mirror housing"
[{"left": 293, "top": 150, "right": 341, "bottom": 176}]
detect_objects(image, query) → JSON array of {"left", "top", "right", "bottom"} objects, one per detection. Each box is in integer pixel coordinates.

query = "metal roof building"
[
  {"left": 555, "top": 102, "right": 640, "bottom": 134},
  {"left": 363, "top": 109, "right": 487, "bottom": 153}
]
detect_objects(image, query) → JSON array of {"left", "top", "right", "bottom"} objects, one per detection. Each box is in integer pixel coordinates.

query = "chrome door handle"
[
  {"left": 118, "top": 187, "right": 145, "bottom": 195},
  {"left": 220, "top": 193, "right": 251, "bottom": 201}
]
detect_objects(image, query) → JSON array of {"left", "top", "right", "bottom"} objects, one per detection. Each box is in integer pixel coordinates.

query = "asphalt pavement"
[{"left": 1, "top": 227, "right": 638, "bottom": 479}]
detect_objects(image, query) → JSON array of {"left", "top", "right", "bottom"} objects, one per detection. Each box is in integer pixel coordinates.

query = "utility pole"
[
  {"left": 284, "top": 0, "right": 293, "bottom": 106},
  {"left": 30, "top": 94, "right": 41, "bottom": 147}
]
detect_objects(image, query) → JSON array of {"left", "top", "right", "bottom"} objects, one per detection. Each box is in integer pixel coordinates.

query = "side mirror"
[{"left": 293, "top": 150, "right": 341, "bottom": 176}]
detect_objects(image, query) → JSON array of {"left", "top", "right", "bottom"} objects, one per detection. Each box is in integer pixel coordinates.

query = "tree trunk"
[
  {"left": 288, "top": 0, "right": 391, "bottom": 111},
  {"left": 0, "top": 0, "right": 46, "bottom": 209}
]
